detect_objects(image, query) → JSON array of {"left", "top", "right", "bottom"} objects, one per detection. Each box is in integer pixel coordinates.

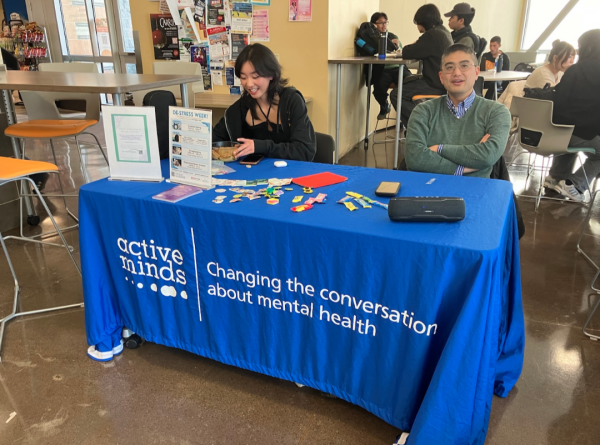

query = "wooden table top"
[
  {"left": 0, "top": 71, "right": 201, "bottom": 93},
  {"left": 195, "top": 93, "right": 313, "bottom": 109},
  {"left": 328, "top": 56, "right": 417, "bottom": 65}
]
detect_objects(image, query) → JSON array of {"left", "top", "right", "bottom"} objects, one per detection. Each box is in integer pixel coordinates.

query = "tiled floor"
[{"left": 1, "top": 117, "right": 600, "bottom": 444}]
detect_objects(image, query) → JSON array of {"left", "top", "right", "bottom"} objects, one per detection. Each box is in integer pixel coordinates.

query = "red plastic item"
[{"left": 292, "top": 172, "right": 347, "bottom": 189}]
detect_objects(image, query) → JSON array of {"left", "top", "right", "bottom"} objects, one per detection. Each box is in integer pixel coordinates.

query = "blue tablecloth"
[{"left": 79, "top": 160, "right": 524, "bottom": 445}]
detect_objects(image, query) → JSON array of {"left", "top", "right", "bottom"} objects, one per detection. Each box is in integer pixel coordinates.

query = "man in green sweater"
[{"left": 405, "top": 44, "right": 511, "bottom": 178}]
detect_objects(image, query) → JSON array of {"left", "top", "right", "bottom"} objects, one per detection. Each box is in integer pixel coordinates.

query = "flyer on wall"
[
  {"left": 251, "top": 9, "right": 269, "bottom": 41},
  {"left": 230, "top": 33, "right": 249, "bottom": 60},
  {"left": 150, "top": 14, "right": 180, "bottom": 59},
  {"left": 191, "top": 43, "right": 212, "bottom": 91},
  {"left": 207, "top": 26, "right": 230, "bottom": 60},
  {"left": 231, "top": 2, "right": 252, "bottom": 33},
  {"left": 289, "top": 0, "right": 311, "bottom": 22},
  {"left": 169, "top": 107, "right": 213, "bottom": 189},
  {"left": 207, "top": 0, "right": 226, "bottom": 26},
  {"left": 251, "top": 0, "right": 269, "bottom": 5}
]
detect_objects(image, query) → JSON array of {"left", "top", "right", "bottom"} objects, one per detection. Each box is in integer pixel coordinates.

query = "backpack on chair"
[
  {"left": 476, "top": 37, "right": 487, "bottom": 62},
  {"left": 143, "top": 90, "right": 177, "bottom": 160}
]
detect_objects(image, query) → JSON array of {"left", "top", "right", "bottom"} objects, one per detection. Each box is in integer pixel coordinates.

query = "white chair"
[
  {"left": 132, "top": 61, "right": 201, "bottom": 108},
  {"left": 21, "top": 62, "right": 107, "bottom": 180},
  {"left": 510, "top": 96, "right": 595, "bottom": 212}
]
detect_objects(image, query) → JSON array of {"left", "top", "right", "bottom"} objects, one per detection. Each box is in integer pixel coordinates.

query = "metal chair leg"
[
  {"left": 0, "top": 177, "right": 83, "bottom": 362},
  {"left": 49, "top": 139, "right": 78, "bottom": 223},
  {"left": 583, "top": 290, "right": 600, "bottom": 341},
  {"left": 577, "top": 189, "right": 600, "bottom": 279},
  {"left": 86, "top": 131, "right": 109, "bottom": 165}
]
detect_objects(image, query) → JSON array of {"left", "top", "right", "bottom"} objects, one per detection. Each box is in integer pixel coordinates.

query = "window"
[
  {"left": 521, "top": 0, "right": 600, "bottom": 50},
  {"left": 74, "top": 22, "right": 90, "bottom": 40}
]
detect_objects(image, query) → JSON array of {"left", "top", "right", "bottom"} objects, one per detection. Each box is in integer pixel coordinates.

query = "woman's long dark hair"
[
  {"left": 578, "top": 29, "right": 600, "bottom": 61},
  {"left": 235, "top": 43, "right": 288, "bottom": 119}
]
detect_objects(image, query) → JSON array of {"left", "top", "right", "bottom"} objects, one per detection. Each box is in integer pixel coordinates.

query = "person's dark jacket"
[
  {"left": 1, "top": 48, "right": 19, "bottom": 71},
  {"left": 213, "top": 87, "right": 316, "bottom": 161},
  {"left": 552, "top": 33, "right": 600, "bottom": 140},
  {"left": 402, "top": 25, "right": 453, "bottom": 92},
  {"left": 356, "top": 22, "right": 400, "bottom": 84},
  {"left": 480, "top": 51, "right": 511, "bottom": 71},
  {"left": 451, "top": 25, "right": 480, "bottom": 51}
]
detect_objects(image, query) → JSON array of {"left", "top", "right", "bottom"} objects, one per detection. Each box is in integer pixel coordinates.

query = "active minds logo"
[{"left": 117, "top": 237, "right": 188, "bottom": 300}]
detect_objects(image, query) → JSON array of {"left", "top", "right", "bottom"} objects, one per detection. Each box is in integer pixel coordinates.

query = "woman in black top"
[{"left": 213, "top": 44, "right": 316, "bottom": 161}]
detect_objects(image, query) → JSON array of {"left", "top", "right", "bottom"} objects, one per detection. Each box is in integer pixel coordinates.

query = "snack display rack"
[{"left": 0, "top": 22, "right": 52, "bottom": 70}]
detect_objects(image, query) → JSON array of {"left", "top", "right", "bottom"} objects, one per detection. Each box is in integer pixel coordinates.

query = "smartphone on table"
[
  {"left": 375, "top": 181, "right": 401, "bottom": 197},
  {"left": 240, "top": 154, "right": 264, "bottom": 165}
]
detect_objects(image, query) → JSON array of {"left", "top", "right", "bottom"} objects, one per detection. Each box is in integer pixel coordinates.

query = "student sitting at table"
[
  {"left": 389, "top": 4, "right": 453, "bottom": 126},
  {"left": 405, "top": 44, "right": 511, "bottom": 178},
  {"left": 542, "top": 30, "right": 600, "bottom": 202},
  {"left": 524, "top": 40, "right": 575, "bottom": 89},
  {"left": 480, "top": 36, "right": 511, "bottom": 99},
  {"left": 212, "top": 44, "right": 316, "bottom": 162}
]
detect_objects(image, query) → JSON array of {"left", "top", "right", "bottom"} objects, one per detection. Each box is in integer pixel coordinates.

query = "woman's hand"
[{"left": 234, "top": 138, "right": 255, "bottom": 158}]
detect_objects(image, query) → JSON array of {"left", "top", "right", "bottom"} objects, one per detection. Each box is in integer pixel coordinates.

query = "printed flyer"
[
  {"left": 150, "top": 14, "right": 180, "bottom": 59},
  {"left": 251, "top": 9, "right": 269, "bottom": 41},
  {"left": 207, "top": 26, "right": 230, "bottom": 60},
  {"left": 289, "top": 0, "right": 311, "bottom": 22},
  {"left": 231, "top": 2, "right": 252, "bottom": 33},
  {"left": 169, "top": 107, "right": 213, "bottom": 189},
  {"left": 207, "top": 0, "right": 226, "bottom": 26},
  {"left": 191, "top": 43, "right": 212, "bottom": 91},
  {"left": 230, "top": 33, "right": 248, "bottom": 61}
]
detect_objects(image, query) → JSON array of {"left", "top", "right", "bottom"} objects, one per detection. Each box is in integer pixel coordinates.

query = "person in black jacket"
[
  {"left": 356, "top": 12, "right": 405, "bottom": 119},
  {"left": 445, "top": 3, "right": 479, "bottom": 52},
  {"left": 545, "top": 29, "right": 600, "bottom": 202},
  {"left": 213, "top": 43, "right": 316, "bottom": 161},
  {"left": 389, "top": 4, "right": 453, "bottom": 126}
]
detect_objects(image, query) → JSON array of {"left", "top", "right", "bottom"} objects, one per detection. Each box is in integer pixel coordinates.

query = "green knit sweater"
[{"left": 405, "top": 95, "right": 511, "bottom": 178}]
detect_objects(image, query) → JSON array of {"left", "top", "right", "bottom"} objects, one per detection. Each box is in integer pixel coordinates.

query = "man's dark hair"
[
  {"left": 413, "top": 4, "right": 443, "bottom": 31},
  {"left": 235, "top": 43, "right": 289, "bottom": 119},
  {"left": 456, "top": 13, "right": 475, "bottom": 27},
  {"left": 490, "top": 36, "right": 501, "bottom": 44},
  {"left": 370, "top": 12, "right": 388, "bottom": 24},
  {"left": 441, "top": 43, "right": 478, "bottom": 66}
]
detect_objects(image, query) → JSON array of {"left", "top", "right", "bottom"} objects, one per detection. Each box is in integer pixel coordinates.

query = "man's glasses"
[
  {"left": 442, "top": 62, "right": 475, "bottom": 73},
  {"left": 375, "top": 21, "right": 389, "bottom": 25}
]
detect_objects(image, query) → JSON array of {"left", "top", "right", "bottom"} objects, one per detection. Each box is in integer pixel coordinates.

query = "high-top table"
[
  {"left": 480, "top": 70, "right": 531, "bottom": 100},
  {"left": 0, "top": 71, "right": 200, "bottom": 217},
  {"left": 328, "top": 56, "right": 416, "bottom": 168}
]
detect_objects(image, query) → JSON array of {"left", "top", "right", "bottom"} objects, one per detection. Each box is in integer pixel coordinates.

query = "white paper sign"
[
  {"left": 102, "top": 106, "right": 163, "bottom": 182},
  {"left": 169, "top": 106, "right": 213, "bottom": 188}
]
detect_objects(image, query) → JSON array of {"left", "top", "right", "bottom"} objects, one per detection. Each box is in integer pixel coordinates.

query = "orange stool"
[{"left": 0, "top": 157, "right": 83, "bottom": 361}]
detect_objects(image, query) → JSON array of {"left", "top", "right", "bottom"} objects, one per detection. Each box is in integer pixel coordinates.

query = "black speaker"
[{"left": 388, "top": 197, "right": 465, "bottom": 222}]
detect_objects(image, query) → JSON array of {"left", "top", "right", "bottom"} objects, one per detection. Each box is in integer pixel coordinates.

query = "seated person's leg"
[
  {"left": 551, "top": 135, "right": 600, "bottom": 201},
  {"left": 483, "top": 81, "right": 495, "bottom": 100},
  {"left": 374, "top": 67, "right": 398, "bottom": 119}
]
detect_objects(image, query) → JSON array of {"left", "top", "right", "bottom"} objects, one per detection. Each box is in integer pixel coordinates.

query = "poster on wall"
[
  {"left": 230, "top": 33, "right": 248, "bottom": 61},
  {"left": 251, "top": 9, "right": 269, "bottom": 41},
  {"left": 207, "top": 26, "right": 230, "bottom": 60},
  {"left": 231, "top": 2, "right": 252, "bottom": 33},
  {"left": 251, "top": 0, "right": 269, "bottom": 5},
  {"left": 289, "top": 0, "right": 311, "bottom": 22},
  {"left": 191, "top": 43, "right": 212, "bottom": 91},
  {"left": 194, "top": 0, "right": 207, "bottom": 32},
  {"left": 151, "top": 14, "right": 180, "bottom": 59},
  {"left": 207, "top": 0, "right": 226, "bottom": 26}
]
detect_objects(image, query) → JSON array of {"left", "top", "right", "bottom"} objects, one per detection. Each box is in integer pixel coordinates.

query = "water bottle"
[
  {"left": 494, "top": 56, "right": 498, "bottom": 72},
  {"left": 496, "top": 55, "right": 503, "bottom": 72},
  {"left": 378, "top": 31, "right": 388, "bottom": 59}
]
